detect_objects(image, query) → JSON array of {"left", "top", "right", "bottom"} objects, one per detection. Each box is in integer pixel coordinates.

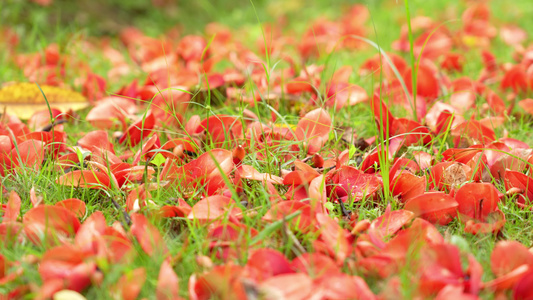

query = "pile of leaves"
[{"left": 1, "top": 1, "right": 533, "bottom": 299}]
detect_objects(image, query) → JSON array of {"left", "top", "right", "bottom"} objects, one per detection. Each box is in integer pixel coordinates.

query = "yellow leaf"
[
  {"left": 0, "top": 82, "right": 89, "bottom": 119},
  {"left": 53, "top": 290, "right": 87, "bottom": 300}
]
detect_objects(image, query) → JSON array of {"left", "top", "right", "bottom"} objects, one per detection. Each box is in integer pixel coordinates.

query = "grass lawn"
[{"left": 1, "top": 0, "right": 533, "bottom": 299}]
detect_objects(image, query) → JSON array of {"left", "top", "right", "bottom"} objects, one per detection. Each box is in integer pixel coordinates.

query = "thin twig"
[{"left": 110, "top": 197, "right": 131, "bottom": 227}]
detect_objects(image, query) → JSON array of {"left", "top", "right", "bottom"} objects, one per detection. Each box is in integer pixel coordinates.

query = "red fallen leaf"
[
  {"left": 23, "top": 205, "right": 80, "bottom": 245},
  {"left": 440, "top": 53, "right": 464, "bottom": 72},
  {"left": 160, "top": 137, "right": 200, "bottom": 158},
  {"left": 500, "top": 25, "right": 527, "bottom": 46},
  {"left": 119, "top": 111, "right": 155, "bottom": 147},
  {"left": 103, "top": 226, "right": 134, "bottom": 263},
  {"left": 291, "top": 253, "right": 339, "bottom": 278},
  {"left": 312, "top": 274, "right": 377, "bottom": 300},
  {"left": 116, "top": 267, "right": 146, "bottom": 300},
  {"left": 283, "top": 170, "right": 318, "bottom": 186},
  {"left": 56, "top": 170, "right": 111, "bottom": 190},
  {"left": 131, "top": 213, "right": 168, "bottom": 256},
  {"left": 486, "top": 264, "right": 530, "bottom": 292},
  {"left": 89, "top": 146, "right": 122, "bottom": 166},
  {"left": 392, "top": 118, "right": 432, "bottom": 146},
  {"left": 262, "top": 201, "right": 313, "bottom": 232},
  {"left": 115, "top": 78, "right": 139, "bottom": 100},
  {"left": 404, "top": 192, "right": 458, "bottom": 225},
  {"left": 151, "top": 88, "right": 190, "bottom": 126},
  {"left": 434, "top": 283, "right": 477, "bottom": 300},
  {"left": 308, "top": 175, "right": 327, "bottom": 214},
  {"left": 74, "top": 211, "right": 106, "bottom": 254},
  {"left": 489, "top": 148, "right": 532, "bottom": 179},
  {"left": 504, "top": 170, "right": 533, "bottom": 208},
  {"left": 156, "top": 259, "right": 180, "bottom": 300},
  {"left": 189, "top": 265, "right": 249, "bottom": 300},
  {"left": 413, "top": 28, "right": 453, "bottom": 60},
  {"left": 55, "top": 199, "right": 86, "bottom": 219},
  {"left": 239, "top": 164, "right": 283, "bottom": 185},
  {"left": 513, "top": 269, "right": 533, "bottom": 300},
  {"left": 499, "top": 137, "right": 530, "bottom": 150},
  {"left": 391, "top": 172, "right": 426, "bottom": 203},
  {"left": 486, "top": 241, "right": 533, "bottom": 292},
  {"left": 86, "top": 97, "right": 136, "bottom": 129},
  {"left": 325, "top": 82, "right": 368, "bottom": 110},
  {"left": 375, "top": 219, "right": 443, "bottom": 272},
  {"left": 418, "top": 243, "right": 465, "bottom": 296},
  {"left": 462, "top": 2, "right": 496, "bottom": 39},
  {"left": 442, "top": 147, "right": 483, "bottom": 164},
  {"left": 188, "top": 196, "right": 241, "bottom": 222},
  {"left": 260, "top": 273, "right": 313, "bottom": 300},
  {"left": 2, "top": 191, "right": 21, "bottom": 223},
  {"left": 518, "top": 98, "right": 533, "bottom": 116},
  {"left": 207, "top": 220, "right": 258, "bottom": 260},
  {"left": 464, "top": 210, "right": 506, "bottom": 235},
  {"left": 455, "top": 183, "right": 499, "bottom": 220},
  {"left": 483, "top": 142, "right": 509, "bottom": 167},
  {"left": 359, "top": 53, "right": 408, "bottom": 82},
  {"left": 369, "top": 208, "right": 415, "bottom": 240},
  {"left": 491, "top": 241, "right": 533, "bottom": 278},
  {"left": 232, "top": 145, "right": 246, "bottom": 166},
  {"left": 330, "top": 66, "right": 353, "bottom": 83},
  {"left": 286, "top": 77, "right": 316, "bottom": 94},
  {"left": 330, "top": 166, "right": 382, "bottom": 202},
  {"left": 452, "top": 119, "right": 496, "bottom": 145},
  {"left": 184, "top": 115, "right": 202, "bottom": 136},
  {"left": 479, "top": 115, "right": 505, "bottom": 131},
  {"left": 404, "top": 63, "right": 439, "bottom": 100},
  {"left": 125, "top": 186, "right": 148, "bottom": 212},
  {"left": 245, "top": 248, "right": 294, "bottom": 282},
  {"left": 0, "top": 135, "right": 12, "bottom": 154},
  {"left": 7, "top": 123, "right": 30, "bottom": 138},
  {"left": 360, "top": 136, "right": 404, "bottom": 173},
  {"left": 449, "top": 91, "right": 476, "bottom": 114},
  {"left": 113, "top": 165, "right": 156, "bottom": 187},
  {"left": 11, "top": 139, "right": 45, "bottom": 170},
  {"left": 30, "top": 187, "right": 42, "bottom": 207},
  {"left": 501, "top": 65, "right": 528, "bottom": 93},
  {"left": 83, "top": 72, "right": 106, "bottom": 102},
  {"left": 39, "top": 245, "right": 95, "bottom": 293},
  {"left": 0, "top": 253, "right": 5, "bottom": 279},
  {"left": 426, "top": 102, "right": 458, "bottom": 133},
  {"left": 389, "top": 157, "right": 420, "bottom": 179},
  {"left": 161, "top": 148, "right": 233, "bottom": 195},
  {"left": 77, "top": 130, "right": 114, "bottom": 152},
  {"left": 413, "top": 151, "right": 432, "bottom": 170},
  {"left": 316, "top": 213, "right": 351, "bottom": 263},
  {"left": 484, "top": 90, "right": 506, "bottom": 115},
  {"left": 197, "top": 115, "right": 243, "bottom": 146},
  {"left": 160, "top": 199, "right": 192, "bottom": 218},
  {"left": 370, "top": 93, "right": 395, "bottom": 138},
  {"left": 295, "top": 108, "right": 332, "bottom": 154},
  {"left": 177, "top": 35, "right": 208, "bottom": 62},
  {"left": 357, "top": 254, "right": 397, "bottom": 278}
]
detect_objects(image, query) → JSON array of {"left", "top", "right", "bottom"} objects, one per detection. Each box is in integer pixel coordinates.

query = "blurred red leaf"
[
  {"left": 404, "top": 192, "right": 458, "bottom": 225},
  {"left": 156, "top": 259, "right": 180, "bottom": 300},
  {"left": 55, "top": 198, "right": 87, "bottom": 219},
  {"left": 56, "top": 170, "right": 111, "bottom": 190},
  {"left": 131, "top": 213, "right": 168, "bottom": 256}
]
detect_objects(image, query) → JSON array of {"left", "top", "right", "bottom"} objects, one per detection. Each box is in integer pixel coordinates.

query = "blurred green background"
[
  {"left": 1, "top": 0, "right": 532, "bottom": 86},
  {"left": 2, "top": 0, "right": 531, "bottom": 49}
]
